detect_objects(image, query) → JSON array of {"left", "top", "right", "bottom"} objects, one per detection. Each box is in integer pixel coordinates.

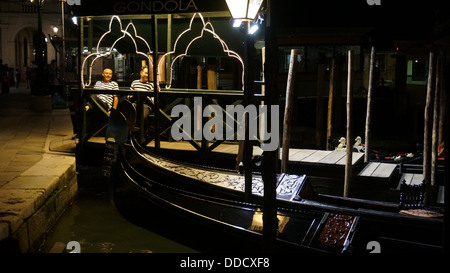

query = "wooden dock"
[
  {"left": 146, "top": 142, "right": 365, "bottom": 170},
  {"left": 358, "top": 162, "right": 397, "bottom": 180},
  {"left": 88, "top": 138, "right": 366, "bottom": 172},
  {"left": 280, "top": 148, "right": 364, "bottom": 166},
  {"left": 278, "top": 147, "right": 365, "bottom": 178},
  {"left": 352, "top": 161, "right": 399, "bottom": 201}
]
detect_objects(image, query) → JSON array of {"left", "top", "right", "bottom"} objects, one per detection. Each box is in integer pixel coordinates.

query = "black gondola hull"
[{"left": 109, "top": 139, "right": 443, "bottom": 254}]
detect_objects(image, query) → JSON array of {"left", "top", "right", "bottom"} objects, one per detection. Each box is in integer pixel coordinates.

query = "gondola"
[{"left": 103, "top": 102, "right": 444, "bottom": 254}]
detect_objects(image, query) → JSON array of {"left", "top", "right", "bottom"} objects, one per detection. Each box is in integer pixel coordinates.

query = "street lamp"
[
  {"left": 30, "top": 0, "right": 45, "bottom": 70},
  {"left": 226, "top": 0, "right": 264, "bottom": 34},
  {"left": 225, "top": 0, "right": 263, "bottom": 21},
  {"left": 224, "top": 0, "right": 265, "bottom": 202},
  {"left": 30, "top": 0, "right": 45, "bottom": 95},
  {"left": 225, "top": 0, "right": 277, "bottom": 252},
  {"left": 60, "top": 0, "right": 66, "bottom": 86}
]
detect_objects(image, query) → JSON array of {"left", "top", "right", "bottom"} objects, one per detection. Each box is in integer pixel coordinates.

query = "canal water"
[{"left": 38, "top": 164, "right": 198, "bottom": 254}]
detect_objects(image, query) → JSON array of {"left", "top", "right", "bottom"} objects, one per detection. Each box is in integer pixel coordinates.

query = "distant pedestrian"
[
  {"left": 49, "top": 60, "right": 57, "bottom": 84},
  {"left": 25, "top": 67, "right": 31, "bottom": 88},
  {"left": 15, "top": 68, "right": 21, "bottom": 88}
]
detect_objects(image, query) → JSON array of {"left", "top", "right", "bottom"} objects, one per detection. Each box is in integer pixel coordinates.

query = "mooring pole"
[
  {"left": 424, "top": 52, "right": 435, "bottom": 205},
  {"left": 344, "top": 50, "right": 354, "bottom": 198},
  {"left": 281, "top": 49, "right": 299, "bottom": 173},
  {"left": 78, "top": 17, "right": 85, "bottom": 153},
  {"left": 365, "top": 46, "right": 376, "bottom": 163},
  {"left": 326, "top": 58, "right": 335, "bottom": 150},
  {"left": 443, "top": 66, "right": 450, "bottom": 255},
  {"left": 431, "top": 53, "right": 441, "bottom": 203},
  {"left": 316, "top": 64, "right": 325, "bottom": 148}
]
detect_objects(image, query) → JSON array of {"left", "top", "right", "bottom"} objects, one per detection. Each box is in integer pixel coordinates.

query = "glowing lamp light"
[
  {"left": 248, "top": 24, "right": 259, "bottom": 35},
  {"left": 233, "top": 19, "right": 243, "bottom": 28},
  {"left": 225, "top": 0, "right": 263, "bottom": 21}
]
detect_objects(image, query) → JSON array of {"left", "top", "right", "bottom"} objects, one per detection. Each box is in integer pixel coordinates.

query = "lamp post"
[
  {"left": 224, "top": 0, "right": 278, "bottom": 252},
  {"left": 225, "top": 0, "right": 263, "bottom": 202},
  {"left": 31, "top": 0, "right": 45, "bottom": 95},
  {"left": 31, "top": 0, "right": 45, "bottom": 71},
  {"left": 29, "top": 0, "right": 53, "bottom": 112},
  {"left": 60, "top": 0, "right": 66, "bottom": 86}
]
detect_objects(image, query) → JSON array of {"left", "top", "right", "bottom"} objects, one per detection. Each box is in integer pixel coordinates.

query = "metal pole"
[
  {"left": 166, "top": 14, "right": 172, "bottom": 85},
  {"left": 152, "top": 15, "right": 160, "bottom": 149},
  {"left": 79, "top": 17, "right": 85, "bottom": 151},
  {"left": 61, "top": 0, "right": 65, "bottom": 85},
  {"left": 35, "top": 0, "right": 43, "bottom": 95},
  {"left": 262, "top": 0, "right": 278, "bottom": 251},
  {"left": 244, "top": 21, "right": 254, "bottom": 202}
]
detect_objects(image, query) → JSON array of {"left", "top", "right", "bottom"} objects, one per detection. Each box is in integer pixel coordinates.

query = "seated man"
[
  {"left": 129, "top": 66, "right": 155, "bottom": 129},
  {"left": 131, "top": 66, "right": 154, "bottom": 92},
  {"left": 130, "top": 66, "right": 154, "bottom": 103},
  {"left": 85, "top": 68, "right": 119, "bottom": 136},
  {"left": 86, "top": 68, "right": 119, "bottom": 112}
]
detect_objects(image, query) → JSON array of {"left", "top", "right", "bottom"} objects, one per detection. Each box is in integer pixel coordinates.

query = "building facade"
[{"left": 0, "top": 0, "right": 63, "bottom": 83}]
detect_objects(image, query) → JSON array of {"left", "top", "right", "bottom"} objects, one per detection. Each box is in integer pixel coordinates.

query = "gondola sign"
[{"left": 70, "top": 0, "right": 230, "bottom": 16}]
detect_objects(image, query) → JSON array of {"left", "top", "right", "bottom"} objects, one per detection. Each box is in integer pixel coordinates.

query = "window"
[
  {"left": 279, "top": 47, "right": 305, "bottom": 73},
  {"left": 279, "top": 45, "right": 361, "bottom": 73},
  {"left": 407, "top": 58, "right": 427, "bottom": 85}
]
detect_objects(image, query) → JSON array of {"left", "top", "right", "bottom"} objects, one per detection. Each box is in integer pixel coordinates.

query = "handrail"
[{"left": 79, "top": 88, "right": 266, "bottom": 153}]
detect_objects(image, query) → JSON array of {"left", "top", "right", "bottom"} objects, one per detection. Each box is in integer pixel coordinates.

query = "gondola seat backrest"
[{"left": 399, "top": 179, "right": 425, "bottom": 209}]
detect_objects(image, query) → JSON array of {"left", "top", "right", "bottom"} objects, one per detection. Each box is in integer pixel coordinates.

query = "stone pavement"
[{"left": 0, "top": 87, "right": 78, "bottom": 252}]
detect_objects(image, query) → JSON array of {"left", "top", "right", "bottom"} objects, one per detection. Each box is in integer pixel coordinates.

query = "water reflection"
[{"left": 39, "top": 166, "right": 198, "bottom": 253}]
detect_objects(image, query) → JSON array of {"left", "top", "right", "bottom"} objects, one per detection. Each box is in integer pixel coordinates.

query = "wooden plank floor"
[
  {"left": 358, "top": 162, "right": 397, "bottom": 179},
  {"left": 147, "top": 140, "right": 264, "bottom": 156},
  {"left": 280, "top": 148, "right": 364, "bottom": 167},
  {"left": 90, "top": 137, "right": 364, "bottom": 167},
  {"left": 397, "top": 173, "right": 424, "bottom": 189},
  {"left": 150, "top": 141, "right": 365, "bottom": 168}
]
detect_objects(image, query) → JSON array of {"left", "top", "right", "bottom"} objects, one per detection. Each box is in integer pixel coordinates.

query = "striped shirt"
[
  {"left": 94, "top": 81, "right": 119, "bottom": 110},
  {"left": 131, "top": 80, "right": 154, "bottom": 92},
  {"left": 131, "top": 80, "right": 154, "bottom": 103}
]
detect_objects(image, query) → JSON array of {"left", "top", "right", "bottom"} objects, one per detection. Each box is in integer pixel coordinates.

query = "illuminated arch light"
[
  {"left": 81, "top": 15, "right": 153, "bottom": 88},
  {"left": 159, "top": 13, "right": 245, "bottom": 90}
]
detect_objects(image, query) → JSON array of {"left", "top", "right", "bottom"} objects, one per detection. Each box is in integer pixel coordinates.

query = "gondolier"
[
  {"left": 87, "top": 68, "right": 120, "bottom": 112},
  {"left": 85, "top": 68, "right": 120, "bottom": 136}
]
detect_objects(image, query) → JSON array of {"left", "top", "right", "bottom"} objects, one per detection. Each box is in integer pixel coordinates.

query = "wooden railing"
[{"left": 78, "top": 87, "right": 265, "bottom": 155}]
